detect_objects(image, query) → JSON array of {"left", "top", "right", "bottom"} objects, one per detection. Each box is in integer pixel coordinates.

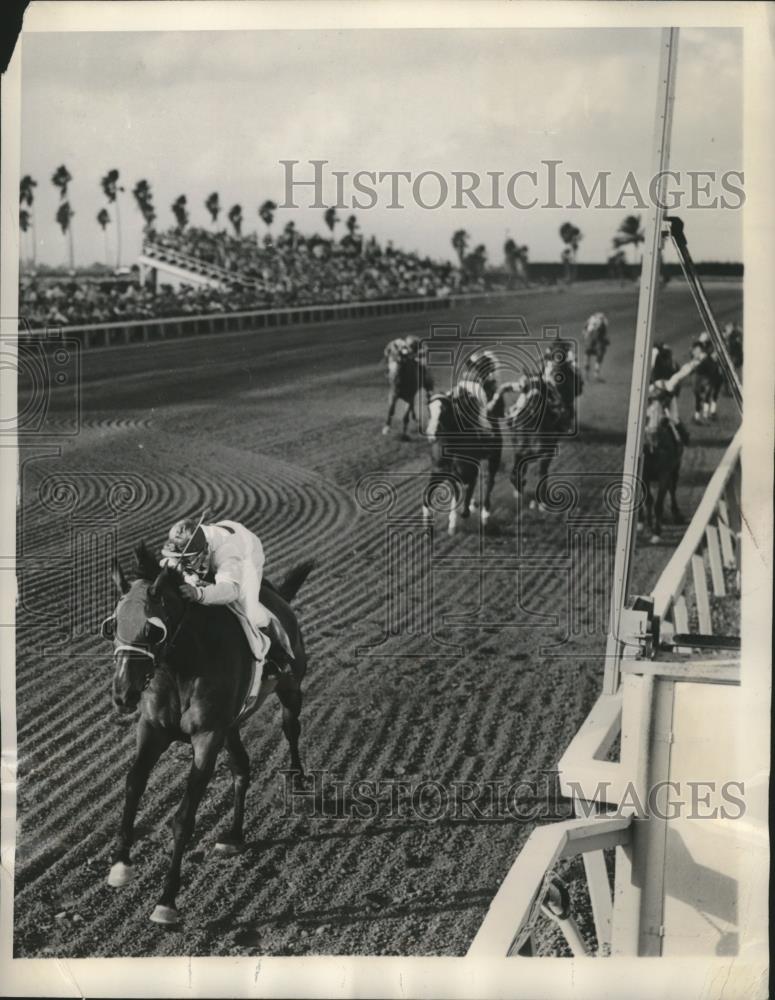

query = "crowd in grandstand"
[{"left": 19, "top": 224, "right": 475, "bottom": 328}]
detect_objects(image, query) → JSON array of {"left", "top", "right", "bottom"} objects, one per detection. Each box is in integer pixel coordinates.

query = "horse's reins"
[
  {"left": 110, "top": 509, "right": 209, "bottom": 676},
  {"left": 161, "top": 507, "right": 210, "bottom": 653}
]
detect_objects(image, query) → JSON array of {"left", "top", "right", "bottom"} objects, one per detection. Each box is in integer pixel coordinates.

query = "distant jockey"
[
  {"left": 384, "top": 334, "right": 420, "bottom": 379},
  {"left": 647, "top": 343, "right": 698, "bottom": 446},
  {"left": 723, "top": 321, "right": 743, "bottom": 370},
  {"left": 161, "top": 517, "right": 287, "bottom": 671}
]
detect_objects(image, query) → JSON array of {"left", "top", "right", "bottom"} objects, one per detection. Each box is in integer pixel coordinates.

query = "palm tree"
[
  {"left": 205, "top": 192, "right": 221, "bottom": 229},
  {"left": 559, "top": 222, "right": 582, "bottom": 282},
  {"left": 100, "top": 169, "right": 124, "bottom": 268},
  {"left": 97, "top": 208, "right": 111, "bottom": 264},
  {"left": 228, "top": 204, "right": 243, "bottom": 236},
  {"left": 504, "top": 237, "right": 518, "bottom": 275},
  {"left": 171, "top": 195, "right": 189, "bottom": 232},
  {"left": 51, "top": 164, "right": 72, "bottom": 199},
  {"left": 613, "top": 214, "right": 645, "bottom": 263},
  {"left": 324, "top": 207, "right": 339, "bottom": 236},
  {"left": 56, "top": 201, "right": 75, "bottom": 268},
  {"left": 345, "top": 214, "right": 359, "bottom": 238},
  {"left": 132, "top": 179, "right": 156, "bottom": 233},
  {"left": 451, "top": 229, "right": 469, "bottom": 265},
  {"left": 464, "top": 244, "right": 487, "bottom": 282},
  {"left": 258, "top": 200, "right": 277, "bottom": 233},
  {"left": 20, "top": 174, "right": 38, "bottom": 265}
]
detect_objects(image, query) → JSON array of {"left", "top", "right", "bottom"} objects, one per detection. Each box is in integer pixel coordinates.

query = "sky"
[{"left": 19, "top": 27, "right": 743, "bottom": 269}]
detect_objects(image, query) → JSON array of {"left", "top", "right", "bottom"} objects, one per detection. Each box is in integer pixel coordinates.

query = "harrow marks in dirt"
[{"left": 12, "top": 285, "right": 742, "bottom": 957}]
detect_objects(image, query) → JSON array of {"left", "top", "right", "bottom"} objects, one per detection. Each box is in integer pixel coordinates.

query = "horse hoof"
[
  {"left": 447, "top": 522, "right": 457, "bottom": 537},
  {"left": 381, "top": 426, "right": 390, "bottom": 436},
  {"left": 480, "top": 509, "right": 490, "bottom": 525},
  {"left": 421, "top": 505, "right": 433, "bottom": 521},
  {"left": 214, "top": 839, "right": 245, "bottom": 856},
  {"left": 650, "top": 534, "right": 661, "bottom": 545},
  {"left": 150, "top": 905, "right": 180, "bottom": 926},
  {"left": 528, "top": 499, "right": 537, "bottom": 510},
  {"left": 107, "top": 861, "right": 135, "bottom": 888}
]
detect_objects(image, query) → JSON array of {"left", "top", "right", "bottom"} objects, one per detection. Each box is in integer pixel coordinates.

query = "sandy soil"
[{"left": 13, "top": 282, "right": 742, "bottom": 957}]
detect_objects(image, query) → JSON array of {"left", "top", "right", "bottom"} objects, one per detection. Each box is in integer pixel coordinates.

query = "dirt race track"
[{"left": 13, "top": 281, "right": 742, "bottom": 957}]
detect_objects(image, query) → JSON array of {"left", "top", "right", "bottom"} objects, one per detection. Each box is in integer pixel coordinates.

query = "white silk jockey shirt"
[{"left": 192, "top": 520, "right": 271, "bottom": 661}]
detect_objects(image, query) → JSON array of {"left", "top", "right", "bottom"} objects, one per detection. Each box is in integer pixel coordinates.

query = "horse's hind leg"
[
  {"left": 277, "top": 675, "right": 305, "bottom": 782},
  {"left": 108, "top": 720, "right": 169, "bottom": 888},
  {"left": 214, "top": 728, "right": 251, "bottom": 855},
  {"left": 152, "top": 730, "right": 223, "bottom": 925},
  {"left": 480, "top": 448, "right": 501, "bottom": 525}
]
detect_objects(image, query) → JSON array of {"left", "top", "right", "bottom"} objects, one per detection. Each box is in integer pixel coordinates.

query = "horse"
[
  {"left": 383, "top": 347, "right": 433, "bottom": 440},
  {"left": 423, "top": 385, "right": 502, "bottom": 535},
  {"left": 640, "top": 396, "right": 685, "bottom": 542},
  {"left": 692, "top": 351, "right": 723, "bottom": 423},
  {"left": 507, "top": 374, "right": 568, "bottom": 511},
  {"left": 102, "top": 543, "right": 313, "bottom": 925},
  {"left": 582, "top": 313, "right": 609, "bottom": 380}
]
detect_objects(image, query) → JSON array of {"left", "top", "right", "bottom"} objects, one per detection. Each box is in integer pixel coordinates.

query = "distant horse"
[
  {"left": 545, "top": 346, "right": 583, "bottom": 429},
  {"left": 723, "top": 323, "right": 743, "bottom": 376},
  {"left": 423, "top": 385, "right": 502, "bottom": 535},
  {"left": 102, "top": 544, "right": 313, "bottom": 925},
  {"left": 582, "top": 313, "right": 609, "bottom": 380},
  {"left": 507, "top": 374, "right": 568, "bottom": 511},
  {"left": 692, "top": 351, "right": 723, "bottom": 423},
  {"left": 383, "top": 347, "right": 433, "bottom": 440},
  {"left": 640, "top": 396, "right": 685, "bottom": 542}
]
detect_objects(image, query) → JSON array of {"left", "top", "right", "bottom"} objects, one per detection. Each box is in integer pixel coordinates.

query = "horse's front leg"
[
  {"left": 531, "top": 452, "right": 553, "bottom": 512},
  {"left": 383, "top": 389, "right": 399, "bottom": 435},
  {"left": 480, "top": 447, "right": 501, "bottom": 525},
  {"left": 108, "top": 719, "right": 169, "bottom": 888},
  {"left": 651, "top": 476, "right": 668, "bottom": 542},
  {"left": 401, "top": 402, "right": 412, "bottom": 441},
  {"left": 151, "top": 730, "right": 223, "bottom": 925},
  {"left": 214, "top": 728, "right": 251, "bottom": 856}
]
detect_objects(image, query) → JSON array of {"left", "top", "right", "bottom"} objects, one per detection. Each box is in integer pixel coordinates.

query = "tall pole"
[{"left": 603, "top": 28, "right": 680, "bottom": 695}]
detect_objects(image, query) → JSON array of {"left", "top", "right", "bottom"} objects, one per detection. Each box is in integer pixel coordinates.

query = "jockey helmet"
[
  {"left": 161, "top": 518, "right": 210, "bottom": 576},
  {"left": 467, "top": 349, "right": 497, "bottom": 379},
  {"left": 404, "top": 335, "right": 420, "bottom": 353},
  {"left": 698, "top": 330, "right": 712, "bottom": 346}
]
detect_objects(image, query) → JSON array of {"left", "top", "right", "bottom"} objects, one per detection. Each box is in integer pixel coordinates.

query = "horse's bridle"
[{"left": 102, "top": 590, "right": 175, "bottom": 690}]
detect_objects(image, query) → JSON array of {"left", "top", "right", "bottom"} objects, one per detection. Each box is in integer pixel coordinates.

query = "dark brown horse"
[
  {"left": 423, "top": 384, "right": 504, "bottom": 534},
  {"left": 102, "top": 543, "right": 313, "bottom": 925},
  {"left": 507, "top": 374, "right": 568, "bottom": 511},
  {"left": 383, "top": 347, "right": 434, "bottom": 440},
  {"left": 640, "top": 397, "right": 685, "bottom": 542}
]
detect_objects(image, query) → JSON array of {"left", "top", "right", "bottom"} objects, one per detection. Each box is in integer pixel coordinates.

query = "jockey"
[
  {"left": 384, "top": 335, "right": 420, "bottom": 379},
  {"left": 582, "top": 311, "right": 609, "bottom": 378},
  {"left": 543, "top": 342, "right": 582, "bottom": 424},
  {"left": 160, "top": 517, "right": 275, "bottom": 669},
  {"left": 455, "top": 349, "right": 511, "bottom": 427},
  {"left": 648, "top": 347, "right": 699, "bottom": 445}
]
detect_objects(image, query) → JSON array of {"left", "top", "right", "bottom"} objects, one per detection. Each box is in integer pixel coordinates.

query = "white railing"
[
  {"left": 142, "top": 240, "right": 248, "bottom": 286},
  {"left": 468, "top": 816, "right": 632, "bottom": 957},
  {"left": 470, "top": 426, "right": 743, "bottom": 958},
  {"left": 651, "top": 427, "right": 742, "bottom": 643}
]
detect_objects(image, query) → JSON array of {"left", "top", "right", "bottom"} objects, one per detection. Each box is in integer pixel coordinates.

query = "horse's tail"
[{"left": 277, "top": 559, "right": 315, "bottom": 603}]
